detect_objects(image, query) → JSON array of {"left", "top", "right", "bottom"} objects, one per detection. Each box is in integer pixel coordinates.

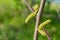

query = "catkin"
[
  {"left": 33, "top": 4, "right": 38, "bottom": 11},
  {"left": 38, "top": 20, "right": 51, "bottom": 36},
  {"left": 25, "top": 4, "right": 38, "bottom": 23},
  {"left": 38, "top": 29, "right": 46, "bottom": 36},
  {"left": 25, "top": 10, "right": 38, "bottom": 23},
  {"left": 38, "top": 20, "right": 51, "bottom": 29}
]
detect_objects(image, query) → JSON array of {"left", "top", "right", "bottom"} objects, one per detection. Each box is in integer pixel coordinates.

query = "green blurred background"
[{"left": 0, "top": 0, "right": 60, "bottom": 40}]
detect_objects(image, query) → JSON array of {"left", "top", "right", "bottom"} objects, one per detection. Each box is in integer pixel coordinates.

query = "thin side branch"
[
  {"left": 23, "top": 0, "right": 34, "bottom": 12},
  {"left": 43, "top": 28, "right": 51, "bottom": 40}
]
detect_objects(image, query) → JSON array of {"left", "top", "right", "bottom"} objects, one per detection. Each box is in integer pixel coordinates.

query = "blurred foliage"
[{"left": 0, "top": 0, "right": 60, "bottom": 40}]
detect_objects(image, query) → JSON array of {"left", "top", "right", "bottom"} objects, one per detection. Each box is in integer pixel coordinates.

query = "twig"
[
  {"left": 33, "top": 0, "right": 51, "bottom": 40},
  {"left": 33, "top": 0, "right": 46, "bottom": 40},
  {"left": 43, "top": 28, "right": 51, "bottom": 40},
  {"left": 23, "top": 0, "right": 34, "bottom": 12},
  {"left": 23, "top": 0, "right": 51, "bottom": 40}
]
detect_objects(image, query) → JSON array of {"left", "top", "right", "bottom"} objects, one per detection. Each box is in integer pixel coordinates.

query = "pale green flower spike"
[
  {"left": 25, "top": 10, "right": 38, "bottom": 23},
  {"left": 33, "top": 4, "right": 38, "bottom": 11},
  {"left": 38, "top": 20, "right": 51, "bottom": 36},
  {"left": 25, "top": 4, "right": 38, "bottom": 23},
  {"left": 38, "top": 20, "right": 51, "bottom": 29},
  {"left": 38, "top": 29, "right": 46, "bottom": 36}
]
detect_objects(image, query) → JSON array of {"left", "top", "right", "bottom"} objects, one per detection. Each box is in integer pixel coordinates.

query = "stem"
[
  {"left": 43, "top": 28, "right": 51, "bottom": 40},
  {"left": 23, "top": 0, "right": 34, "bottom": 12},
  {"left": 33, "top": 0, "right": 46, "bottom": 40},
  {"left": 23, "top": 0, "right": 51, "bottom": 40}
]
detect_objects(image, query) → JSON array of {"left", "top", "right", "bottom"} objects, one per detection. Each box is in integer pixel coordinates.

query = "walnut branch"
[
  {"left": 33, "top": 0, "right": 46, "bottom": 40},
  {"left": 23, "top": 0, "right": 51, "bottom": 40}
]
